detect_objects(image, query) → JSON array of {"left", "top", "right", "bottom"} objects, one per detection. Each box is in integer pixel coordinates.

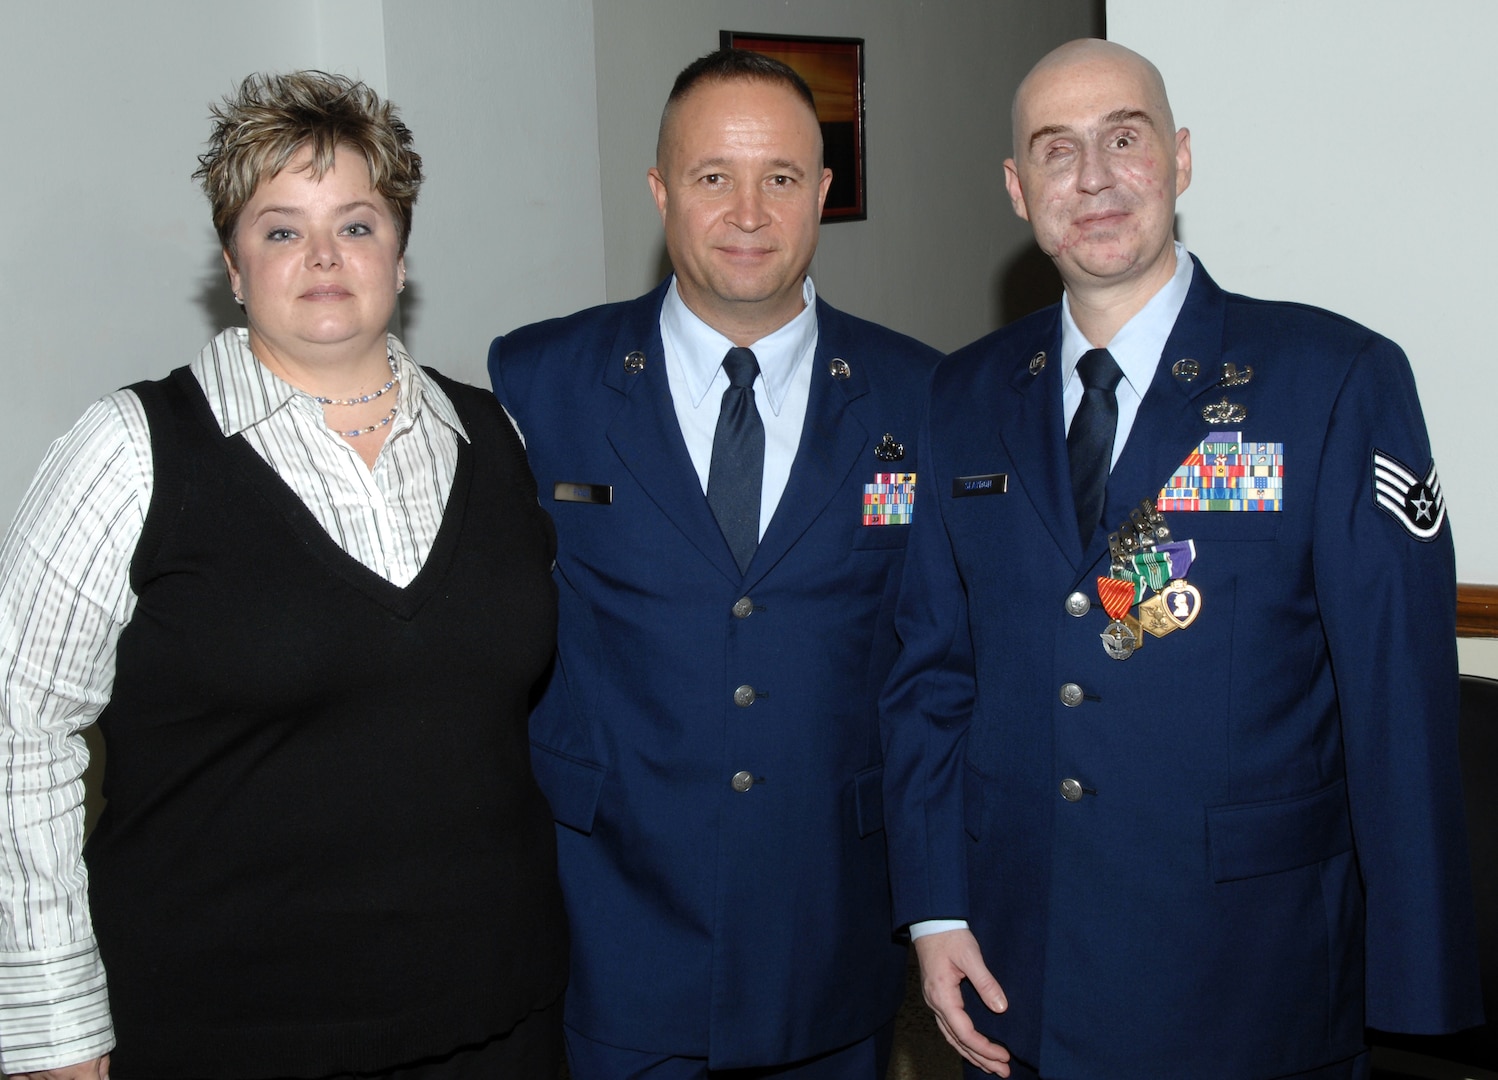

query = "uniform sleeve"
[
  {"left": 0, "top": 391, "right": 150, "bottom": 1072},
  {"left": 881, "top": 392, "right": 977, "bottom": 930},
  {"left": 1310, "top": 335, "right": 1483, "bottom": 1033}
]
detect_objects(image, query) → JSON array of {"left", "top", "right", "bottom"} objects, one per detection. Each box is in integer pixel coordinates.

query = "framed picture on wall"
[{"left": 719, "top": 30, "right": 866, "bottom": 222}]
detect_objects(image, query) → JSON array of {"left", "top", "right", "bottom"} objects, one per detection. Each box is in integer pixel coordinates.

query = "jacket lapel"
[
  {"left": 991, "top": 310, "right": 1087, "bottom": 567},
  {"left": 1101, "top": 260, "right": 1232, "bottom": 558},
  {"left": 603, "top": 284, "right": 743, "bottom": 582},
  {"left": 748, "top": 300, "right": 869, "bottom": 585}
]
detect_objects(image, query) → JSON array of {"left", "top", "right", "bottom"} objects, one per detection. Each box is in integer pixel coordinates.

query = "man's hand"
[
  {"left": 914, "top": 928, "right": 1011, "bottom": 1076},
  {"left": 9, "top": 1053, "right": 109, "bottom": 1079}
]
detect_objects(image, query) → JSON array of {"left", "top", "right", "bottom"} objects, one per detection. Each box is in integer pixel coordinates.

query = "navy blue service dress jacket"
[
  {"left": 883, "top": 259, "right": 1482, "bottom": 1078},
  {"left": 490, "top": 281, "right": 939, "bottom": 1069}
]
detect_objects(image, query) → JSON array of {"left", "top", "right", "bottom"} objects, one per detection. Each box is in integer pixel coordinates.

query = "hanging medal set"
[{"left": 1095, "top": 500, "right": 1202, "bottom": 660}]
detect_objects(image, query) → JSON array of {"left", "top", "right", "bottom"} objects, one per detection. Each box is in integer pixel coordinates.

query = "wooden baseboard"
[{"left": 1457, "top": 583, "right": 1498, "bottom": 638}]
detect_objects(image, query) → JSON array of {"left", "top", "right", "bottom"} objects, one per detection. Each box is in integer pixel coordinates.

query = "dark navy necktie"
[
  {"left": 707, "top": 347, "right": 765, "bottom": 574},
  {"left": 1067, "top": 347, "right": 1124, "bottom": 547}
]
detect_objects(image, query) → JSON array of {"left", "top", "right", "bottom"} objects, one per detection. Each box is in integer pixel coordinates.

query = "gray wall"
[
  {"left": 0, "top": 0, "right": 376, "bottom": 527},
  {"left": 0, "top": 0, "right": 607, "bottom": 524},
  {"left": 383, "top": 0, "right": 606, "bottom": 380},
  {"left": 1, "top": 0, "right": 1103, "bottom": 525},
  {"left": 592, "top": 0, "right": 1101, "bottom": 352}
]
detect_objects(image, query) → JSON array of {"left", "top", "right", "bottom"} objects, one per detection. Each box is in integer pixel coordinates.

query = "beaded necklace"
[
  {"left": 320, "top": 353, "right": 400, "bottom": 438},
  {"left": 315, "top": 353, "right": 400, "bottom": 406},
  {"left": 332, "top": 404, "right": 398, "bottom": 439}
]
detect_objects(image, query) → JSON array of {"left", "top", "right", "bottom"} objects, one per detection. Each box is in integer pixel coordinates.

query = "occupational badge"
[
  {"left": 874, "top": 433, "right": 905, "bottom": 462},
  {"left": 1202, "top": 397, "right": 1247, "bottom": 424},
  {"left": 1219, "top": 362, "right": 1253, "bottom": 387}
]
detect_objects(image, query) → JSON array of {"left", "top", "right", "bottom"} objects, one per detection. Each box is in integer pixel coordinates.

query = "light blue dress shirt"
[
  {"left": 1060, "top": 242, "right": 1195, "bottom": 465},
  {"left": 660, "top": 276, "right": 819, "bottom": 540}
]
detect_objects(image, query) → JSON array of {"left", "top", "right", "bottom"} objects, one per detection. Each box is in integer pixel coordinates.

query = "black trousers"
[
  {"left": 120, "top": 994, "right": 564, "bottom": 1080},
  {"left": 981, "top": 1048, "right": 1370, "bottom": 1080}
]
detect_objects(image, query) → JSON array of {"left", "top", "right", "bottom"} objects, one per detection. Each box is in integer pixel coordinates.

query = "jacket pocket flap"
[
  {"left": 1207, "top": 779, "right": 1353, "bottom": 883},
  {"left": 963, "top": 762, "right": 985, "bottom": 842},
  {"left": 530, "top": 740, "right": 605, "bottom": 835},
  {"left": 852, "top": 522, "right": 911, "bottom": 550}
]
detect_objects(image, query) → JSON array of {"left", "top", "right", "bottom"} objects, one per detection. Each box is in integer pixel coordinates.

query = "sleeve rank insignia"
[{"left": 1372, "top": 449, "right": 1446, "bottom": 541}]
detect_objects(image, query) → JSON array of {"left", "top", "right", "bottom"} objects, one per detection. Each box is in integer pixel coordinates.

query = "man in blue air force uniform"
[
  {"left": 489, "top": 50, "right": 939, "bottom": 1080},
  {"left": 883, "top": 38, "right": 1482, "bottom": 1080}
]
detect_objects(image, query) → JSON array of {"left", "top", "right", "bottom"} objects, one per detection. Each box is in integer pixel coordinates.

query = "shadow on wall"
[
  {"left": 196, "top": 254, "right": 245, "bottom": 339},
  {"left": 997, "top": 244, "right": 1064, "bottom": 327},
  {"left": 653, "top": 242, "right": 672, "bottom": 292}
]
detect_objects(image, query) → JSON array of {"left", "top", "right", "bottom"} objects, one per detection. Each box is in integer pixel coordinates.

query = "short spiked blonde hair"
[{"left": 194, "top": 70, "right": 423, "bottom": 254}]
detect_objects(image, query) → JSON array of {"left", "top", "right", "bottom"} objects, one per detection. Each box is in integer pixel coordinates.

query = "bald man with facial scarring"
[{"left": 882, "top": 39, "right": 1482, "bottom": 1079}]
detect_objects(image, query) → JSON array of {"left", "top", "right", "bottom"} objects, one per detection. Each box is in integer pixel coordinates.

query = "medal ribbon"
[
  {"left": 1096, "top": 575, "right": 1137, "bottom": 620},
  {"left": 1158, "top": 539, "right": 1196, "bottom": 580},
  {"left": 1116, "top": 569, "right": 1148, "bottom": 600},
  {"left": 1128, "top": 551, "right": 1172, "bottom": 592}
]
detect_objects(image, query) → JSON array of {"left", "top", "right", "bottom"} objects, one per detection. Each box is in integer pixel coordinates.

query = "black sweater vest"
[{"left": 86, "top": 367, "right": 566, "bottom": 1077}]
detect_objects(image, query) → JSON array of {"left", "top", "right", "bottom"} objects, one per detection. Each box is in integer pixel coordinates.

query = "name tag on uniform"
[
  {"left": 952, "top": 473, "right": 1007, "bottom": 497},
  {"left": 553, "top": 482, "right": 613, "bottom": 505}
]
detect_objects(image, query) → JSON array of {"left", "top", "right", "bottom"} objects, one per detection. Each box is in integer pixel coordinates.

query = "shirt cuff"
[
  {"left": 0, "top": 939, "right": 115, "bottom": 1073},
  {"left": 909, "top": 918, "right": 970, "bottom": 940}
]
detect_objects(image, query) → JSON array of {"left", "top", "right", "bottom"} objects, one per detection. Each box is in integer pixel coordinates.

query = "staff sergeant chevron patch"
[{"left": 1372, "top": 449, "right": 1446, "bottom": 541}]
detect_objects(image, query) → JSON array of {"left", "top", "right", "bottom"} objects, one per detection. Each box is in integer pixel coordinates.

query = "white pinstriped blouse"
[{"left": 0, "top": 328, "right": 469, "bottom": 1073}]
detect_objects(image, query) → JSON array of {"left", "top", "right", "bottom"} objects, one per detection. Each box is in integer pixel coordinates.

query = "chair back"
[{"left": 1371, "top": 673, "right": 1496, "bottom": 1076}]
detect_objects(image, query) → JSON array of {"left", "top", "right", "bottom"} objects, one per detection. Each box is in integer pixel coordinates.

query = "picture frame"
[{"left": 719, "top": 31, "right": 866, "bottom": 222}]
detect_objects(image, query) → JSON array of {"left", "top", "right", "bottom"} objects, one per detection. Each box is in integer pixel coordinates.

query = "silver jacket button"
[
  {"left": 1065, "top": 591, "right": 1090, "bottom": 617},
  {"left": 733, "top": 685, "right": 757, "bottom": 707},
  {"left": 1060, "top": 778, "right": 1084, "bottom": 802},
  {"left": 732, "top": 597, "right": 754, "bottom": 619},
  {"left": 731, "top": 771, "right": 755, "bottom": 793},
  {"left": 1060, "top": 683, "right": 1084, "bottom": 707}
]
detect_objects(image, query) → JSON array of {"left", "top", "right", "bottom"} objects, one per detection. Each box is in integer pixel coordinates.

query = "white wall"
[
  {"left": 590, "top": 0, "right": 1101, "bottom": 352},
  {"left": 1107, "top": 0, "right": 1498, "bottom": 589},
  {"left": 382, "top": 0, "right": 605, "bottom": 383},
  {"left": 1460, "top": 638, "right": 1498, "bottom": 681},
  {"left": 0, "top": 0, "right": 605, "bottom": 526}
]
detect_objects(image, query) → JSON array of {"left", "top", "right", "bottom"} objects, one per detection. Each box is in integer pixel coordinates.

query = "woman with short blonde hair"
[{"left": 0, "top": 71, "right": 565, "bottom": 1080}]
